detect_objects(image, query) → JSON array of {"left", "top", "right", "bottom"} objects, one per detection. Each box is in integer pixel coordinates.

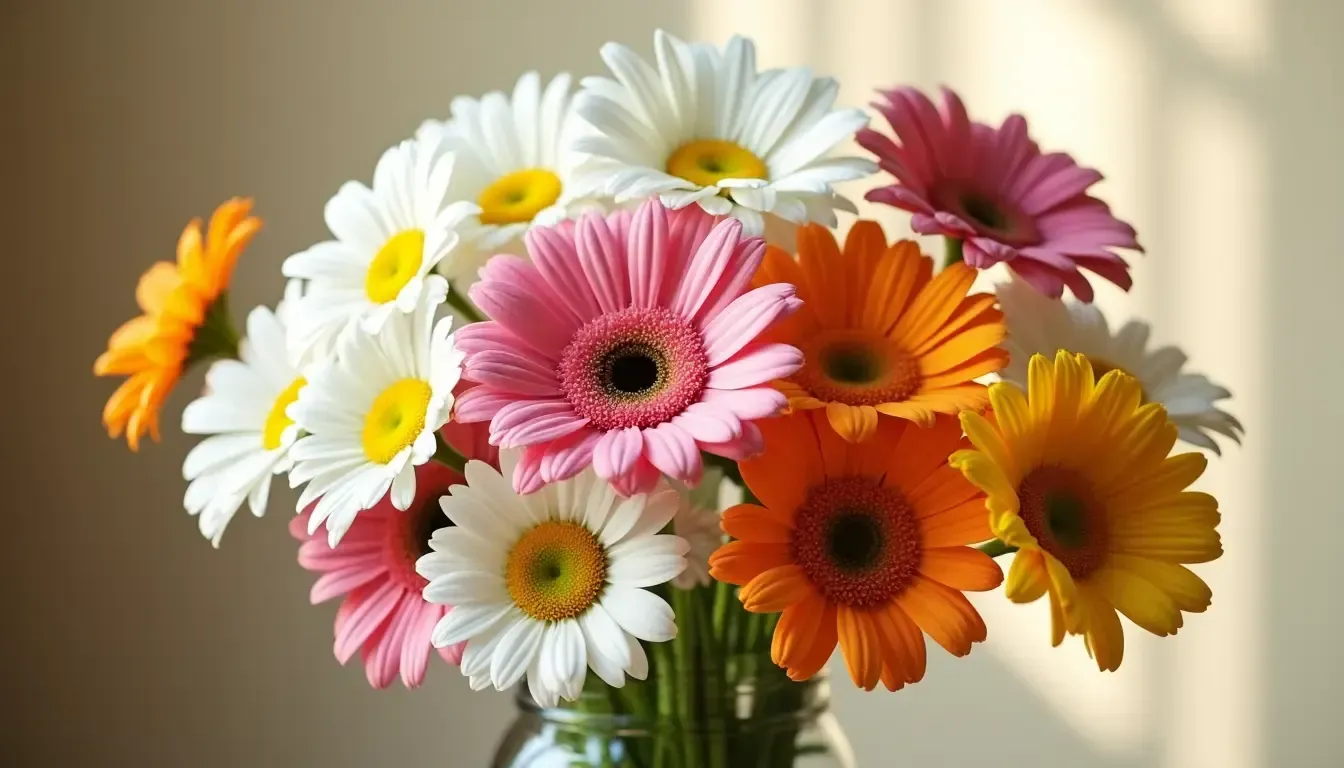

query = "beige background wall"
[{"left": 5, "top": 0, "right": 1342, "bottom": 765}]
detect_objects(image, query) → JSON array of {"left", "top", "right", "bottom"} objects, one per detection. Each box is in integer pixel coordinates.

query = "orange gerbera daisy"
[
  {"left": 708, "top": 410, "right": 1003, "bottom": 691},
  {"left": 754, "top": 221, "right": 1007, "bottom": 442},
  {"left": 94, "top": 198, "right": 260, "bottom": 450}
]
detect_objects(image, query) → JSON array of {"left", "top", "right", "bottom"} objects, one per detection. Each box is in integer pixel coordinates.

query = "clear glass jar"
[{"left": 490, "top": 657, "right": 854, "bottom": 768}]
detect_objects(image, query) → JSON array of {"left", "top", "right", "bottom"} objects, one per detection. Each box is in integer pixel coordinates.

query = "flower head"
[
  {"left": 858, "top": 87, "right": 1141, "bottom": 301},
  {"left": 95, "top": 198, "right": 259, "bottom": 450},
  {"left": 290, "top": 440, "right": 485, "bottom": 690},
  {"left": 756, "top": 221, "right": 1007, "bottom": 441},
  {"left": 288, "top": 281, "right": 464, "bottom": 546},
  {"left": 709, "top": 411, "right": 1002, "bottom": 691},
  {"left": 418, "top": 455, "right": 688, "bottom": 707},
  {"left": 951, "top": 351, "right": 1222, "bottom": 671},
  {"left": 997, "top": 277, "right": 1242, "bottom": 453},
  {"left": 282, "top": 133, "right": 477, "bottom": 362},
  {"left": 455, "top": 199, "right": 802, "bottom": 496},
  {"left": 417, "top": 72, "right": 590, "bottom": 286},
  {"left": 181, "top": 281, "right": 306, "bottom": 546},
  {"left": 571, "top": 30, "right": 874, "bottom": 236}
]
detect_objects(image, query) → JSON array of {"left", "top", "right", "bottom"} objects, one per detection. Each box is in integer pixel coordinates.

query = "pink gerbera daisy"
[
  {"left": 290, "top": 421, "right": 496, "bottom": 689},
  {"left": 857, "top": 86, "right": 1142, "bottom": 302},
  {"left": 455, "top": 198, "right": 803, "bottom": 496}
]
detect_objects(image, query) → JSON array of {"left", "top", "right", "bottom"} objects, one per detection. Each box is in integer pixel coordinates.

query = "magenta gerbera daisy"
[
  {"left": 289, "top": 421, "right": 497, "bottom": 689},
  {"left": 455, "top": 198, "right": 803, "bottom": 496},
  {"left": 857, "top": 86, "right": 1142, "bottom": 302}
]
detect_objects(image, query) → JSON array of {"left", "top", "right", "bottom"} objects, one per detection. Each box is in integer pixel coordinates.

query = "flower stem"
[
  {"left": 445, "top": 281, "right": 486, "bottom": 324},
  {"left": 432, "top": 431, "right": 467, "bottom": 472},
  {"left": 977, "top": 538, "right": 1018, "bottom": 558},
  {"left": 186, "top": 291, "right": 241, "bottom": 366},
  {"left": 944, "top": 237, "right": 965, "bottom": 269}
]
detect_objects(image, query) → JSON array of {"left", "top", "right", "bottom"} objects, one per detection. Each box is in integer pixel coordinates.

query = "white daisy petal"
[
  {"left": 602, "top": 586, "right": 677, "bottom": 643},
  {"left": 491, "top": 618, "right": 545, "bottom": 691}
]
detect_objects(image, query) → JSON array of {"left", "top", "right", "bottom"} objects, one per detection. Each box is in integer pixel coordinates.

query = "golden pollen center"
[
  {"left": 261, "top": 376, "right": 306, "bottom": 451},
  {"left": 797, "top": 331, "right": 922, "bottom": 406},
  {"left": 665, "top": 139, "right": 768, "bottom": 188},
  {"left": 365, "top": 229, "right": 426, "bottom": 304},
  {"left": 1017, "top": 466, "right": 1109, "bottom": 579},
  {"left": 505, "top": 521, "right": 608, "bottom": 622},
  {"left": 360, "top": 378, "right": 433, "bottom": 464},
  {"left": 477, "top": 168, "right": 563, "bottom": 226}
]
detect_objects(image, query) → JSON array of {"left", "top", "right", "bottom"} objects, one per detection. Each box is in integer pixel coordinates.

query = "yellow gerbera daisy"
[
  {"left": 754, "top": 221, "right": 1007, "bottom": 442},
  {"left": 950, "top": 350, "right": 1222, "bottom": 671},
  {"left": 95, "top": 198, "right": 260, "bottom": 450}
]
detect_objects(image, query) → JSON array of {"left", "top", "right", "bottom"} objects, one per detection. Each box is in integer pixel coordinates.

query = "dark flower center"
[
  {"left": 826, "top": 512, "right": 885, "bottom": 571},
  {"left": 961, "top": 193, "right": 1008, "bottom": 231},
  {"left": 1017, "top": 466, "right": 1108, "bottom": 579},
  {"left": 605, "top": 345, "right": 662, "bottom": 396}
]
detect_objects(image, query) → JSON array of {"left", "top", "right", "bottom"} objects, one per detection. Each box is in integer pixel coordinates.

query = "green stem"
[
  {"left": 671, "top": 590, "right": 700, "bottom": 766},
  {"left": 186, "top": 291, "right": 241, "bottom": 366},
  {"left": 445, "top": 281, "right": 486, "bottom": 324},
  {"left": 944, "top": 237, "right": 965, "bottom": 269},
  {"left": 693, "top": 597, "right": 728, "bottom": 768},
  {"left": 432, "top": 431, "right": 467, "bottom": 472},
  {"left": 977, "top": 538, "right": 1018, "bottom": 558}
]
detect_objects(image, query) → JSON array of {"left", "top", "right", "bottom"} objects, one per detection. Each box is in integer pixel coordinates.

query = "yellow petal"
[{"left": 1004, "top": 549, "right": 1050, "bottom": 603}]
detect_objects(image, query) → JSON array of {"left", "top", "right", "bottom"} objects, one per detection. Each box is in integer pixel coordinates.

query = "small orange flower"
[
  {"left": 95, "top": 198, "right": 260, "bottom": 450},
  {"left": 708, "top": 410, "right": 1003, "bottom": 691},
  {"left": 754, "top": 221, "right": 1007, "bottom": 441}
]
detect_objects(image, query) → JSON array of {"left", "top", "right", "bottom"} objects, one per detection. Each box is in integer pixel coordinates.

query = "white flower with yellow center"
[
  {"left": 288, "top": 279, "right": 463, "bottom": 546},
  {"left": 417, "top": 455, "right": 688, "bottom": 707},
  {"left": 180, "top": 281, "right": 308, "bottom": 547},
  {"left": 417, "top": 72, "right": 590, "bottom": 285},
  {"left": 997, "top": 276, "right": 1244, "bottom": 453},
  {"left": 282, "top": 132, "right": 477, "bottom": 363},
  {"left": 569, "top": 30, "right": 875, "bottom": 235}
]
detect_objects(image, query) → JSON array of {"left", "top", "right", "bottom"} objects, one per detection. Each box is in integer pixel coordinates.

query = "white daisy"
[
  {"left": 569, "top": 29, "right": 875, "bottom": 236},
  {"left": 417, "top": 71, "right": 593, "bottom": 285},
  {"left": 417, "top": 455, "right": 688, "bottom": 707},
  {"left": 281, "top": 131, "right": 478, "bottom": 363},
  {"left": 180, "top": 281, "right": 308, "bottom": 547},
  {"left": 670, "top": 467, "right": 726, "bottom": 590},
  {"left": 997, "top": 276, "right": 1244, "bottom": 453},
  {"left": 287, "top": 279, "right": 464, "bottom": 545}
]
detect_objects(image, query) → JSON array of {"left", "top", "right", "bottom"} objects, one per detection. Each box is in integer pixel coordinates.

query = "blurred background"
[{"left": 5, "top": 0, "right": 1341, "bottom": 765}]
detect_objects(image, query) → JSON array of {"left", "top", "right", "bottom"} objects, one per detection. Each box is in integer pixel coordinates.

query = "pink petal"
[
  {"left": 701, "top": 283, "right": 801, "bottom": 366},
  {"left": 666, "top": 204, "right": 718, "bottom": 262},
  {"left": 364, "top": 593, "right": 417, "bottom": 689},
  {"left": 438, "top": 641, "right": 466, "bottom": 666},
  {"left": 400, "top": 600, "right": 440, "bottom": 688},
  {"left": 513, "top": 445, "right": 548, "bottom": 494},
  {"left": 576, "top": 211, "right": 631, "bottom": 313},
  {"left": 642, "top": 423, "right": 703, "bottom": 485},
  {"left": 706, "top": 343, "right": 804, "bottom": 390},
  {"left": 909, "top": 212, "right": 961, "bottom": 238},
  {"left": 452, "top": 386, "right": 517, "bottom": 424},
  {"left": 1005, "top": 258, "right": 1067, "bottom": 299},
  {"left": 452, "top": 322, "right": 521, "bottom": 357},
  {"left": 1072, "top": 253, "right": 1133, "bottom": 292},
  {"left": 469, "top": 272, "right": 574, "bottom": 359},
  {"left": 311, "top": 565, "right": 383, "bottom": 604},
  {"left": 527, "top": 225, "right": 602, "bottom": 325},
  {"left": 672, "top": 402, "right": 742, "bottom": 444},
  {"left": 289, "top": 512, "right": 311, "bottom": 541},
  {"left": 540, "top": 429, "right": 602, "bottom": 484},
  {"left": 700, "top": 421, "right": 765, "bottom": 461},
  {"left": 670, "top": 217, "right": 746, "bottom": 325},
  {"left": 491, "top": 400, "right": 590, "bottom": 447},
  {"left": 464, "top": 349, "right": 561, "bottom": 396},
  {"left": 593, "top": 427, "right": 644, "bottom": 482},
  {"left": 963, "top": 238, "right": 1018, "bottom": 269},
  {"left": 334, "top": 580, "right": 400, "bottom": 664},
  {"left": 627, "top": 200, "right": 673, "bottom": 309},
  {"left": 862, "top": 183, "right": 934, "bottom": 214},
  {"left": 1018, "top": 164, "right": 1104, "bottom": 216},
  {"left": 298, "top": 538, "right": 381, "bottom": 572},
  {"left": 701, "top": 387, "right": 788, "bottom": 421},
  {"left": 937, "top": 86, "right": 974, "bottom": 179},
  {"left": 609, "top": 457, "right": 662, "bottom": 497}
]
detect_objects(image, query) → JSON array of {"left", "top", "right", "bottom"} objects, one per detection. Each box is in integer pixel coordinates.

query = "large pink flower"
[
  {"left": 290, "top": 421, "right": 496, "bottom": 689},
  {"left": 857, "top": 86, "right": 1141, "bottom": 302},
  {"left": 456, "top": 199, "right": 803, "bottom": 496}
]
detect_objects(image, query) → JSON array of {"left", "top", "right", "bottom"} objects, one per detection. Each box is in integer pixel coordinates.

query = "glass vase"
[{"left": 490, "top": 655, "right": 854, "bottom": 768}]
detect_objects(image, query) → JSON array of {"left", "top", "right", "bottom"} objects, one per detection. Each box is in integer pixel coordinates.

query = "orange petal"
[
  {"left": 135, "top": 262, "right": 182, "bottom": 315},
  {"left": 843, "top": 220, "right": 887, "bottom": 326},
  {"left": 919, "top": 547, "right": 1003, "bottom": 592},
  {"left": 917, "top": 322, "right": 1007, "bottom": 377},
  {"left": 837, "top": 606, "right": 883, "bottom": 691},
  {"left": 917, "top": 498, "right": 993, "bottom": 548},
  {"left": 740, "top": 413, "right": 825, "bottom": 512},
  {"left": 824, "top": 401, "right": 878, "bottom": 443},
  {"left": 907, "top": 464, "right": 981, "bottom": 513},
  {"left": 864, "top": 241, "right": 932, "bottom": 335},
  {"left": 740, "top": 564, "right": 814, "bottom": 613},
  {"left": 772, "top": 590, "right": 827, "bottom": 669},
  {"left": 908, "top": 295, "right": 1000, "bottom": 357},
  {"left": 874, "top": 601, "right": 927, "bottom": 687},
  {"left": 895, "top": 575, "right": 987, "bottom": 657},
  {"left": 890, "top": 262, "right": 976, "bottom": 349},
  {"left": 921, "top": 347, "right": 1010, "bottom": 390},
  {"left": 708, "top": 541, "right": 792, "bottom": 586},
  {"left": 797, "top": 224, "right": 845, "bottom": 328},
  {"left": 786, "top": 604, "right": 838, "bottom": 681},
  {"left": 873, "top": 400, "right": 937, "bottom": 427},
  {"left": 878, "top": 413, "right": 964, "bottom": 493},
  {"left": 721, "top": 503, "right": 793, "bottom": 543}
]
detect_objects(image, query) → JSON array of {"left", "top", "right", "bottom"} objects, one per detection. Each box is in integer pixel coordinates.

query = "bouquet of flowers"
[{"left": 94, "top": 30, "right": 1239, "bottom": 768}]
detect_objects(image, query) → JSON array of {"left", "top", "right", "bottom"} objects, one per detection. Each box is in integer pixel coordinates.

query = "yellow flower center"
[
  {"left": 361, "top": 378, "right": 433, "bottom": 464},
  {"left": 796, "top": 331, "right": 923, "bottom": 406},
  {"left": 665, "top": 139, "right": 768, "bottom": 187},
  {"left": 477, "top": 169, "right": 563, "bottom": 226},
  {"left": 261, "top": 376, "right": 307, "bottom": 451},
  {"left": 505, "top": 521, "right": 608, "bottom": 622},
  {"left": 365, "top": 229, "right": 425, "bottom": 304}
]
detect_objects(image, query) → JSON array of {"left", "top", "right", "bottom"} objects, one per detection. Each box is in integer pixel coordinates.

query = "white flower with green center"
[
  {"left": 418, "top": 71, "right": 593, "bottom": 286},
  {"left": 287, "top": 280, "right": 463, "bottom": 546},
  {"left": 282, "top": 132, "right": 478, "bottom": 364},
  {"left": 180, "top": 281, "right": 308, "bottom": 547},
  {"left": 417, "top": 454, "right": 688, "bottom": 707},
  {"left": 570, "top": 29, "right": 876, "bottom": 236}
]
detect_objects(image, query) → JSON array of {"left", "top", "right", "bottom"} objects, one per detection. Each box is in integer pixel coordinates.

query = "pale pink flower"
[
  {"left": 456, "top": 199, "right": 802, "bottom": 495},
  {"left": 857, "top": 86, "right": 1141, "bottom": 302},
  {"left": 290, "top": 421, "right": 496, "bottom": 689}
]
